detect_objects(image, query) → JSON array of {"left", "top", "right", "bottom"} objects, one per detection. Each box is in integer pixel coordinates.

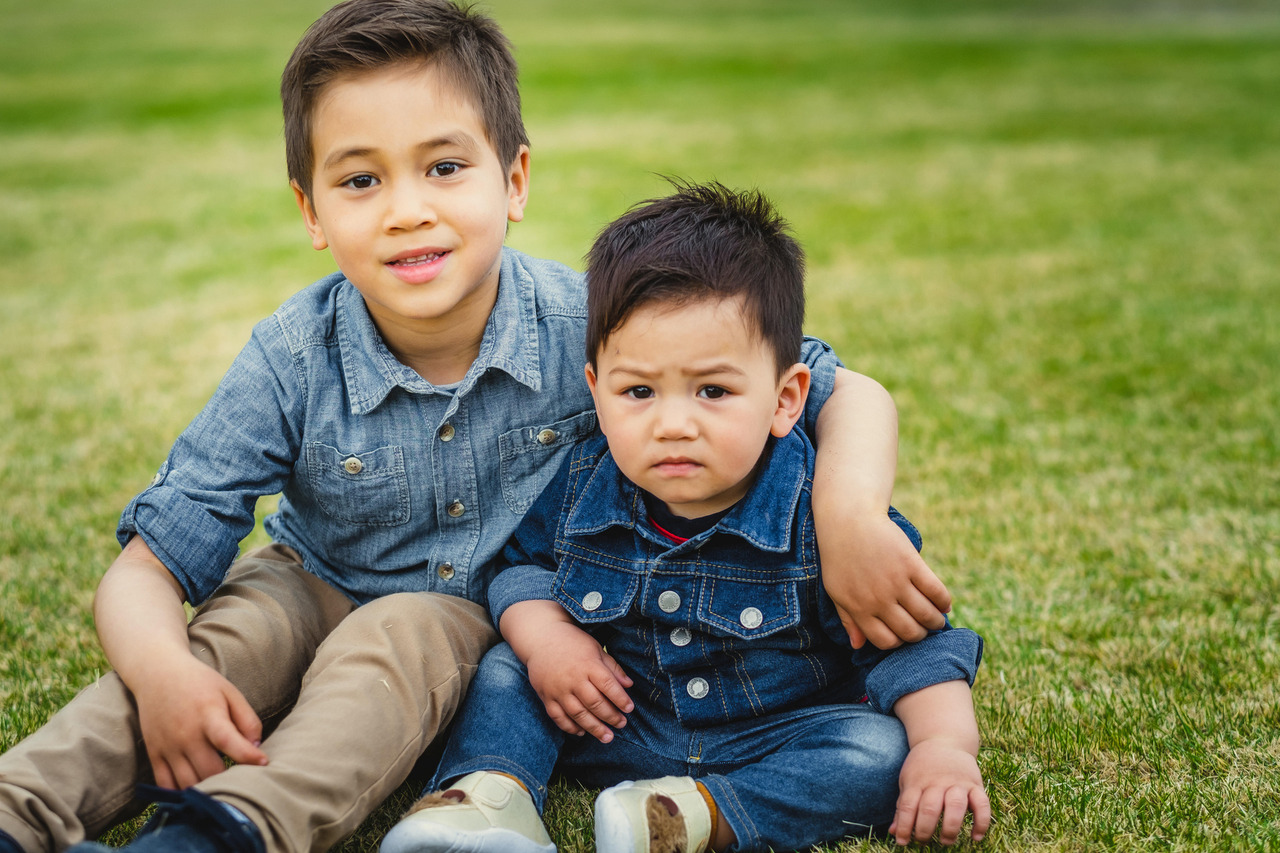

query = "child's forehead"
[{"left": 315, "top": 60, "right": 479, "bottom": 118}]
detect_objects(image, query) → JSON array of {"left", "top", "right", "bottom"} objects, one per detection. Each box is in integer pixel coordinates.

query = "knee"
[{"left": 829, "top": 713, "right": 909, "bottom": 787}]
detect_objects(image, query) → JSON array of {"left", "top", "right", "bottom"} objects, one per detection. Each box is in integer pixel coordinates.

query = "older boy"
[
  {"left": 0, "top": 3, "right": 947, "bottom": 853},
  {"left": 381, "top": 183, "right": 988, "bottom": 853}
]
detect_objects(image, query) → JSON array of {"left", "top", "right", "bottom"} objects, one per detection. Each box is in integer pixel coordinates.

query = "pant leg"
[
  {"left": 195, "top": 592, "right": 496, "bottom": 853},
  {"left": 695, "top": 704, "right": 908, "bottom": 853},
  {"left": 0, "top": 545, "right": 352, "bottom": 853},
  {"left": 428, "top": 643, "right": 567, "bottom": 813}
]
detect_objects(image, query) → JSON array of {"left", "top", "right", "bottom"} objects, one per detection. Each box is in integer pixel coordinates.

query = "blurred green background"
[{"left": 2, "top": 1, "right": 1279, "bottom": 850}]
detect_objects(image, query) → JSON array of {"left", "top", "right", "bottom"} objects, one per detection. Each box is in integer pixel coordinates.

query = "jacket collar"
[
  {"left": 337, "top": 247, "right": 542, "bottom": 414},
  {"left": 564, "top": 429, "right": 811, "bottom": 554}
]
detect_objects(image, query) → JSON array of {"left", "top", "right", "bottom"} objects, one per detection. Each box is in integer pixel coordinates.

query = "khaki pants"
[{"left": 0, "top": 545, "right": 496, "bottom": 853}]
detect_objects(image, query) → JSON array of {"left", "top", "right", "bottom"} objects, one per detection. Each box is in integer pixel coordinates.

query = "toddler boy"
[
  {"left": 381, "top": 183, "right": 989, "bottom": 853},
  {"left": 0, "top": 3, "right": 949, "bottom": 853}
]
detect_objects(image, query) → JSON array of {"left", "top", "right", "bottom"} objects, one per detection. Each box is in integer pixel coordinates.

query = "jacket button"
[
  {"left": 436, "top": 562, "right": 455, "bottom": 580},
  {"left": 536, "top": 428, "right": 557, "bottom": 445},
  {"left": 439, "top": 422, "right": 455, "bottom": 442},
  {"left": 739, "top": 607, "right": 763, "bottom": 629},
  {"left": 342, "top": 457, "right": 363, "bottom": 475},
  {"left": 686, "top": 677, "right": 709, "bottom": 699},
  {"left": 670, "top": 627, "right": 691, "bottom": 647},
  {"left": 583, "top": 591, "right": 603, "bottom": 611},
  {"left": 447, "top": 500, "right": 465, "bottom": 517},
  {"left": 658, "top": 591, "right": 681, "bottom": 613}
]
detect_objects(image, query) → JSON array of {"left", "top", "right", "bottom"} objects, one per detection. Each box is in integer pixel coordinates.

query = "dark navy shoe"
[{"left": 66, "top": 787, "right": 265, "bottom": 853}]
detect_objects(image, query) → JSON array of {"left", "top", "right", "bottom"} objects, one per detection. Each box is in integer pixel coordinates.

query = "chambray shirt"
[
  {"left": 117, "top": 248, "right": 842, "bottom": 607},
  {"left": 488, "top": 429, "right": 983, "bottom": 727}
]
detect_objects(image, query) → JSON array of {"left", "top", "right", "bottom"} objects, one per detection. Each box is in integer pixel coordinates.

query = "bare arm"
[
  {"left": 890, "top": 680, "right": 990, "bottom": 846},
  {"left": 812, "top": 367, "right": 951, "bottom": 649},
  {"left": 94, "top": 536, "right": 267, "bottom": 788},
  {"left": 500, "top": 599, "right": 633, "bottom": 743}
]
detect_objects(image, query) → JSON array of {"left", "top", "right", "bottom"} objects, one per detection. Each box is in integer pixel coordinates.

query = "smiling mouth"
[{"left": 388, "top": 251, "right": 447, "bottom": 266}]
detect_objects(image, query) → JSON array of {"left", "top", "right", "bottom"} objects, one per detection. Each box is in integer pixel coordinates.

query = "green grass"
[{"left": 2, "top": 0, "right": 1279, "bottom": 850}]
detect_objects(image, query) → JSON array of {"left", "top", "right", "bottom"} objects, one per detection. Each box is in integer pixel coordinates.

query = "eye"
[
  {"left": 624, "top": 386, "right": 654, "bottom": 400},
  {"left": 342, "top": 174, "right": 378, "bottom": 190},
  {"left": 698, "top": 385, "right": 728, "bottom": 399},
  {"left": 429, "top": 161, "right": 462, "bottom": 178}
]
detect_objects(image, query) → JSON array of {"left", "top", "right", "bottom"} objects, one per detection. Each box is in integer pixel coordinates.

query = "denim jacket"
[
  {"left": 117, "top": 248, "right": 843, "bottom": 607},
  {"left": 488, "top": 430, "right": 983, "bottom": 728}
]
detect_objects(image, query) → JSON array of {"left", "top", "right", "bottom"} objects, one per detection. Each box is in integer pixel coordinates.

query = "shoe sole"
[{"left": 379, "top": 822, "right": 555, "bottom": 853}]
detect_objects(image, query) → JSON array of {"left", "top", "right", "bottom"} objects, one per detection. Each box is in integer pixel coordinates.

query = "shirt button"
[
  {"left": 740, "top": 607, "right": 763, "bottom": 629},
  {"left": 536, "top": 428, "right": 558, "bottom": 445},
  {"left": 583, "top": 591, "right": 603, "bottom": 611},
  {"left": 658, "top": 591, "right": 681, "bottom": 613},
  {"left": 342, "top": 457, "right": 363, "bottom": 475},
  {"left": 670, "top": 627, "right": 691, "bottom": 647},
  {"left": 436, "top": 562, "right": 455, "bottom": 580},
  {"left": 149, "top": 472, "right": 163, "bottom": 487},
  {"left": 439, "top": 423, "right": 455, "bottom": 442},
  {"left": 687, "top": 677, "right": 709, "bottom": 699},
  {"left": 447, "top": 500, "right": 465, "bottom": 518}
]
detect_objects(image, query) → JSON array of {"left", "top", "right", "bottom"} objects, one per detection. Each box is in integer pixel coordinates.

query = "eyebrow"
[
  {"left": 607, "top": 362, "right": 748, "bottom": 380},
  {"left": 320, "top": 132, "right": 482, "bottom": 172}
]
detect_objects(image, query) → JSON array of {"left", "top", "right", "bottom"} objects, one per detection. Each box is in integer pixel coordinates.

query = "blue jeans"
[{"left": 432, "top": 644, "right": 907, "bottom": 853}]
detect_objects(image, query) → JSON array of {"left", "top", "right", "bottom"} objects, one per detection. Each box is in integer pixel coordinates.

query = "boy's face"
[
  {"left": 585, "top": 297, "right": 809, "bottom": 519},
  {"left": 294, "top": 62, "right": 529, "bottom": 344}
]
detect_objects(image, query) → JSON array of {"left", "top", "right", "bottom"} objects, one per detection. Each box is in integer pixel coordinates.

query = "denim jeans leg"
[
  {"left": 429, "top": 644, "right": 565, "bottom": 813},
  {"left": 696, "top": 704, "right": 908, "bottom": 853}
]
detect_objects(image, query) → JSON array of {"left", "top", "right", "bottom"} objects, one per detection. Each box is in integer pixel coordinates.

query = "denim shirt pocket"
[
  {"left": 304, "top": 442, "right": 410, "bottom": 526},
  {"left": 498, "top": 410, "right": 598, "bottom": 514},
  {"left": 553, "top": 552, "right": 640, "bottom": 624},
  {"left": 698, "top": 572, "right": 806, "bottom": 640}
]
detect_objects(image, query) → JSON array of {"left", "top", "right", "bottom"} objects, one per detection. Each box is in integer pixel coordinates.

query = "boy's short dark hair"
[
  {"left": 585, "top": 180, "right": 806, "bottom": 375},
  {"left": 282, "top": 0, "right": 528, "bottom": 198}
]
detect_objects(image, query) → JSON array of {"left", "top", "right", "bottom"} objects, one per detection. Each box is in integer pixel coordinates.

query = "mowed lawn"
[{"left": 2, "top": 1, "right": 1278, "bottom": 850}]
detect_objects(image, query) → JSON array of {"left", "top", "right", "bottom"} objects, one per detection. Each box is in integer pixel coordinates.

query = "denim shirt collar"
[
  {"left": 337, "top": 248, "right": 542, "bottom": 415},
  {"left": 564, "top": 429, "right": 810, "bottom": 554}
]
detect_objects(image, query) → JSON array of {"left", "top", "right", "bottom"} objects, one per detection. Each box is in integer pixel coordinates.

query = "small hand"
[
  {"left": 890, "top": 738, "right": 990, "bottom": 846},
  {"left": 821, "top": 512, "right": 951, "bottom": 649},
  {"left": 134, "top": 654, "right": 268, "bottom": 789},
  {"left": 524, "top": 622, "right": 634, "bottom": 743}
]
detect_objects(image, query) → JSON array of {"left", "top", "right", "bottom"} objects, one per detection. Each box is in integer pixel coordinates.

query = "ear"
[
  {"left": 292, "top": 180, "right": 329, "bottom": 251},
  {"left": 506, "top": 145, "right": 531, "bottom": 224},
  {"left": 770, "top": 363, "right": 811, "bottom": 438},
  {"left": 584, "top": 362, "right": 604, "bottom": 432}
]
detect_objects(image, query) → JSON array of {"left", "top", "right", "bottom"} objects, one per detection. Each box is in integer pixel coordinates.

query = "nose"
[
  {"left": 384, "top": 179, "right": 437, "bottom": 232},
  {"left": 654, "top": 397, "right": 697, "bottom": 440}
]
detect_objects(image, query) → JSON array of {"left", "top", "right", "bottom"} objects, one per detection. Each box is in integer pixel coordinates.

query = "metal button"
[
  {"left": 447, "top": 500, "right": 465, "bottom": 518},
  {"left": 536, "top": 428, "right": 557, "bottom": 445},
  {"left": 687, "top": 677, "right": 709, "bottom": 699},
  {"left": 658, "top": 591, "right": 681, "bottom": 613},
  {"left": 343, "top": 457, "right": 364, "bottom": 475},
  {"left": 439, "top": 423, "right": 455, "bottom": 442},
  {"left": 149, "top": 472, "right": 163, "bottom": 487},
  {"left": 740, "top": 607, "right": 763, "bottom": 629},
  {"left": 670, "top": 627, "right": 692, "bottom": 647},
  {"left": 583, "top": 591, "right": 603, "bottom": 611},
  {"left": 436, "top": 562, "right": 455, "bottom": 580}
]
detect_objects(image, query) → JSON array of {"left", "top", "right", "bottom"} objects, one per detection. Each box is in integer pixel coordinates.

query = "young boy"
[
  {"left": 0, "top": 3, "right": 949, "bottom": 853},
  {"left": 380, "top": 183, "right": 989, "bottom": 853}
]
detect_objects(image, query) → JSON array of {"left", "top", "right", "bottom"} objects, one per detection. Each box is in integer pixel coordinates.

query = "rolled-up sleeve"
[
  {"left": 798, "top": 335, "right": 843, "bottom": 437},
  {"left": 861, "top": 627, "right": 984, "bottom": 715},
  {"left": 117, "top": 319, "right": 302, "bottom": 605}
]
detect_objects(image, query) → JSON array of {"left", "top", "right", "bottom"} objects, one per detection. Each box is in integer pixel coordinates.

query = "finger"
[
  {"left": 860, "top": 616, "right": 905, "bottom": 651},
  {"left": 892, "top": 790, "right": 920, "bottom": 846},
  {"left": 190, "top": 743, "right": 232, "bottom": 783},
  {"left": 913, "top": 789, "right": 944, "bottom": 843},
  {"left": 937, "top": 788, "right": 970, "bottom": 845},
  {"left": 168, "top": 755, "right": 203, "bottom": 791},
  {"left": 149, "top": 756, "right": 177, "bottom": 791},
  {"left": 591, "top": 672, "right": 634, "bottom": 716},
  {"left": 900, "top": 585, "right": 949, "bottom": 633},
  {"left": 834, "top": 604, "right": 868, "bottom": 650},
  {"left": 601, "top": 652, "right": 634, "bottom": 688},
  {"left": 563, "top": 696, "right": 616, "bottom": 743},
  {"left": 879, "top": 604, "right": 930, "bottom": 646},
  {"left": 545, "top": 703, "right": 586, "bottom": 737},
  {"left": 217, "top": 693, "right": 268, "bottom": 766},
  {"left": 912, "top": 566, "right": 952, "bottom": 615},
  {"left": 970, "top": 788, "right": 992, "bottom": 841}
]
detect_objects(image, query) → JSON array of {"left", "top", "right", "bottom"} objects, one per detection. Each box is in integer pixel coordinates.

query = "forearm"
[
  {"left": 93, "top": 535, "right": 194, "bottom": 693},
  {"left": 813, "top": 367, "right": 898, "bottom": 516},
  {"left": 499, "top": 598, "right": 578, "bottom": 664},
  {"left": 893, "top": 679, "right": 980, "bottom": 754}
]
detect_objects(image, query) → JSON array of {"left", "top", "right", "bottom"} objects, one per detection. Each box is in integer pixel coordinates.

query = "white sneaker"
[
  {"left": 594, "top": 776, "right": 712, "bottom": 853},
  {"left": 379, "top": 771, "right": 556, "bottom": 853}
]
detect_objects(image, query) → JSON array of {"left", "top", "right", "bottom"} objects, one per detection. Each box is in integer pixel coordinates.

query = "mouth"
[
  {"left": 387, "top": 250, "right": 448, "bottom": 267},
  {"left": 653, "top": 458, "right": 702, "bottom": 475}
]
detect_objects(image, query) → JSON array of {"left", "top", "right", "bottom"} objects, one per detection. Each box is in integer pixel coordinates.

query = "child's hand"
[
  {"left": 133, "top": 652, "right": 268, "bottom": 789},
  {"left": 890, "top": 737, "right": 990, "bottom": 846},
  {"left": 819, "top": 511, "right": 951, "bottom": 649},
  {"left": 523, "top": 621, "right": 634, "bottom": 743}
]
